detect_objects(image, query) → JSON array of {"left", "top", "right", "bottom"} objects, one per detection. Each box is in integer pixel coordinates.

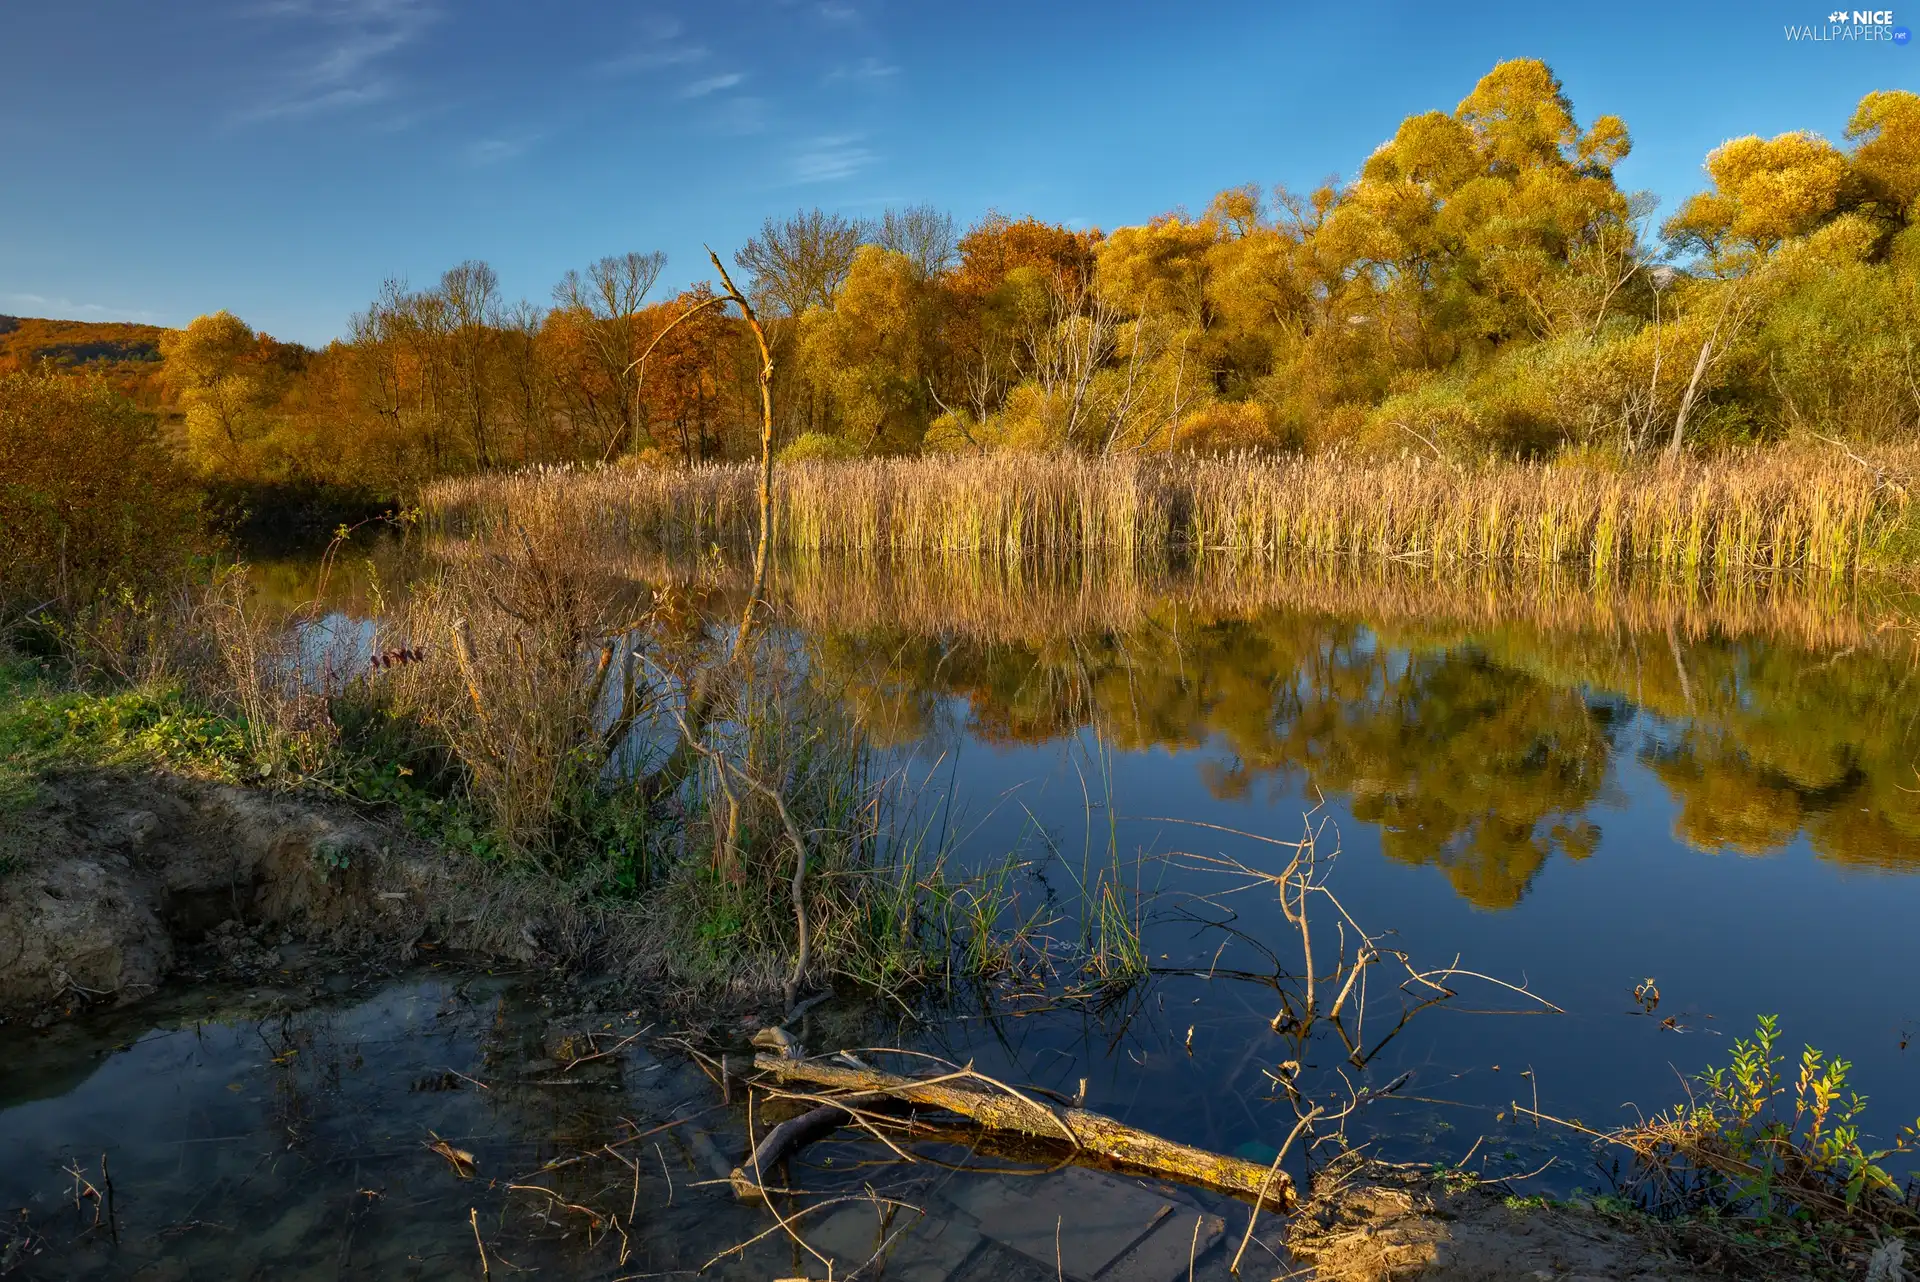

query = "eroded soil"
[{"left": 0, "top": 769, "right": 573, "bottom": 1027}]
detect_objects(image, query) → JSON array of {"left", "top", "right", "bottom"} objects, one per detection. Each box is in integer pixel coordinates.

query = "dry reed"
[
  {"left": 423, "top": 447, "right": 1919, "bottom": 579},
  {"left": 427, "top": 533, "right": 1910, "bottom": 657}
]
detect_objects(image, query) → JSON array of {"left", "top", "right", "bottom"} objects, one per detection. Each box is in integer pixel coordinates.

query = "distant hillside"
[
  {"left": 0, "top": 315, "right": 171, "bottom": 372},
  {"left": 0, "top": 315, "right": 174, "bottom": 407}
]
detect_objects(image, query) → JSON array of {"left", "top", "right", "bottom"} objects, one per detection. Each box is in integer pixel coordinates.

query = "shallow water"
[
  {"left": 8, "top": 544, "right": 1918, "bottom": 1273},
  {"left": 0, "top": 971, "right": 860, "bottom": 1279},
  {"left": 0, "top": 971, "right": 1270, "bottom": 1280}
]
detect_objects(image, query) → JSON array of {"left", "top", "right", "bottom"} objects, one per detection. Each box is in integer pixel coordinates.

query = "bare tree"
[
  {"left": 734, "top": 209, "right": 866, "bottom": 316},
  {"left": 439, "top": 260, "right": 502, "bottom": 470},
  {"left": 872, "top": 204, "right": 958, "bottom": 278},
  {"left": 1667, "top": 274, "right": 1761, "bottom": 460},
  {"left": 1015, "top": 271, "right": 1122, "bottom": 451},
  {"left": 501, "top": 299, "right": 554, "bottom": 465},
  {"left": 553, "top": 250, "right": 667, "bottom": 455}
]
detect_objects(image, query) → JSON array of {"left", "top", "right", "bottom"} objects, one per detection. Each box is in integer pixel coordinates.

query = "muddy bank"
[
  {"left": 1287, "top": 1159, "right": 1724, "bottom": 1282},
  {"left": 0, "top": 768, "right": 651, "bottom": 1026}
]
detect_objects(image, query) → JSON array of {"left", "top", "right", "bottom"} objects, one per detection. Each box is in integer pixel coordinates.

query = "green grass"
[{"left": 0, "top": 654, "right": 252, "bottom": 785}]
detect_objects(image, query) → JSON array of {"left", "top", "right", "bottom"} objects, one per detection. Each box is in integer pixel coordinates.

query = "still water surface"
[{"left": 6, "top": 542, "right": 1919, "bottom": 1273}]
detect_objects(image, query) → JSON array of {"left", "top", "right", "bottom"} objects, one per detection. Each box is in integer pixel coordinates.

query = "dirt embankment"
[
  {"left": 0, "top": 769, "right": 606, "bottom": 1025},
  {"left": 1286, "top": 1160, "right": 1726, "bottom": 1282}
]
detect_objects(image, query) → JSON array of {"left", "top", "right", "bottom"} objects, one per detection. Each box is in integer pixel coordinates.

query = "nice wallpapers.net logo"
[{"left": 1785, "top": 9, "right": 1911, "bottom": 42}]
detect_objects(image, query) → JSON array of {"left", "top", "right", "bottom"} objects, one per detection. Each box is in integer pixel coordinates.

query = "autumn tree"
[
  {"left": 643, "top": 286, "right": 751, "bottom": 464},
  {"left": 552, "top": 250, "right": 667, "bottom": 454},
  {"left": 440, "top": 260, "right": 503, "bottom": 469},
  {"left": 796, "top": 246, "right": 946, "bottom": 452},
  {"left": 1845, "top": 89, "right": 1920, "bottom": 227},
  {"left": 1664, "top": 131, "right": 1851, "bottom": 263},
  {"left": 0, "top": 373, "right": 205, "bottom": 611},
  {"left": 160, "top": 311, "right": 300, "bottom": 479}
]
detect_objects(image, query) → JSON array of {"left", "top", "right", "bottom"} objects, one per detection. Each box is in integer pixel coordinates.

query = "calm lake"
[{"left": 6, "top": 535, "right": 1919, "bottom": 1275}]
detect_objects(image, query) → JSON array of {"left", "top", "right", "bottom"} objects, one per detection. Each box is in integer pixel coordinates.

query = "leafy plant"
[
  {"left": 1604, "top": 1015, "right": 1920, "bottom": 1272},
  {"left": 1685, "top": 1015, "right": 1919, "bottom": 1220}
]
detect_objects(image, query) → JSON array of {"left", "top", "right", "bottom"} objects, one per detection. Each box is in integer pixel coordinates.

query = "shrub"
[
  {"left": 778, "top": 431, "right": 861, "bottom": 464},
  {"left": 0, "top": 374, "right": 206, "bottom": 620},
  {"left": 1172, "top": 400, "right": 1275, "bottom": 453}
]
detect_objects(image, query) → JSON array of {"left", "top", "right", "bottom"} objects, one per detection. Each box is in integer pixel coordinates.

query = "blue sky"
[{"left": 1, "top": 0, "right": 1912, "bottom": 344}]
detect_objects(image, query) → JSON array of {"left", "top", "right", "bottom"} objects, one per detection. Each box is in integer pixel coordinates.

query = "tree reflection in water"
[{"left": 792, "top": 565, "right": 1920, "bottom": 909}]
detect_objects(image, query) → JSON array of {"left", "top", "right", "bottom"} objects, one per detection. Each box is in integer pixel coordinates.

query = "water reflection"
[
  {"left": 797, "top": 574, "right": 1920, "bottom": 908},
  {"left": 248, "top": 533, "right": 1920, "bottom": 902}
]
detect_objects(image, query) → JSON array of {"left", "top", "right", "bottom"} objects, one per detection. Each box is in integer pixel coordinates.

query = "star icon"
[{"left": 1829, "top": 9, "right": 1850, "bottom": 19}]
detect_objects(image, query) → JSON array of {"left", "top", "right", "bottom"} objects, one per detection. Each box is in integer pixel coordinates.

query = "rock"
[
  {"left": 0, "top": 850, "right": 172, "bottom": 1007},
  {"left": 0, "top": 770, "right": 393, "bottom": 1019}
]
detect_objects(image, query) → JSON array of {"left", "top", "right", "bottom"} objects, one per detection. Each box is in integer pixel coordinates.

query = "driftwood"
[
  {"left": 729, "top": 1091, "right": 906, "bottom": 1201},
  {"left": 751, "top": 1054, "right": 1294, "bottom": 1208}
]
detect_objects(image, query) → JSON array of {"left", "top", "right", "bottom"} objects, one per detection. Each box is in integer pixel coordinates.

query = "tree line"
[{"left": 54, "top": 61, "right": 1920, "bottom": 502}]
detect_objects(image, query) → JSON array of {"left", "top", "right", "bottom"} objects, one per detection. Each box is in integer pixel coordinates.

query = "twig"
[
  {"left": 470, "top": 1207, "right": 490, "bottom": 1279},
  {"left": 1231, "top": 1106, "right": 1323, "bottom": 1274},
  {"left": 698, "top": 1194, "right": 915, "bottom": 1271},
  {"left": 1406, "top": 963, "right": 1564, "bottom": 1013},
  {"left": 508, "top": 1183, "right": 604, "bottom": 1227},
  {"left": 559, "top": 1028, "right": 648, "bottom": 1072},
  {"left": 665, "top": 702, "right": 811, "bottom": 1016}
]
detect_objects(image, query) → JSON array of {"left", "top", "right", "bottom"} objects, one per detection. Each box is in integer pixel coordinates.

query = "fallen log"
[
  {"left": 729, "top": 1091, "right": 905, "bottom": 1201},
  {"left": 751, "top": 1053, "right": 1294, "bottom": 1209}
]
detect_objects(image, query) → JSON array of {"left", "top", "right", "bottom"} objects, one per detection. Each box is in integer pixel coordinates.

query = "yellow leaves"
[
  {"left": 1094, "top": 217, "right": 1219, "bottom": 325},
  {"left": 159, "top": 311, "right": 257, "bottom": 392},
  {"left": 1172, "top": 400, "right": 1274, "bottom": 454},
  {"left": 835, "top": 246, "right": 927, "bottom": 337},
  {"left": 1204, "top": 184, "right": 1265, "bottom": 239},
  {"left": 0, "top": 373, "right": 206, "bottom": 606},
  {"left": 1455, "top": 58, "right": 1579, "bottom": 172},
  {"left": 1846, "top": 89, "right": 1920, "bottom": 215},
  {"left": 1667, "top": 131, "right": 1850, "bottom": 253},
  {"left": 797, "top": 246, "right": 943, "bottom": 450},
  {"left": 1580, "top": 114, "right": 1633, "bottom": 173},
  {"left": 1360, "top": 110, "right": 1477, "bottom": 190}
]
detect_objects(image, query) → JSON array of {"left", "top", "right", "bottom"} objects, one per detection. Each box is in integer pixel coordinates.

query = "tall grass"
[
  {"left": 425, "top": 447, "right": 1920, "bottom": 580},
  {"left": 428, "top": 531, "right": 1909, "bottom": 657}
]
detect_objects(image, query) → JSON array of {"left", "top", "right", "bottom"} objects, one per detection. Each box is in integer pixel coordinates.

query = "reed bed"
[
  {"left": 424, "top": 447, "right": 1920, "bottom": 579},
  {"left": 427, "top": 532, "right": 1910, "bottom": 656},
  {"left": 772, "top": 553, "right": 1909, "bottom": 654}
]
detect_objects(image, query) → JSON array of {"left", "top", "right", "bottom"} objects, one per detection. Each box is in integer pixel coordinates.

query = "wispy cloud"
[
  {"left": 463, "top": 135, "right": 533, "bottom": 166},
  {"left": 679, "top": 72, "right": 745, "bottom": 99},
  {"left": 827, "top": 56, "right": 898, "bottom": 83},
  {"left": 707, "top": 95, "right": 769, "bottom": 136},
  {"left": 3, "top": 292, "right": 165, "bottom": 323},
  {"left": 597, "top": 13, "right": 708, "bottom": 76},
  {"left": 791, "top": 135, "right": 876, "bottom": 183},
  {"left": 239, "top": 0, "right": 438, "bottom": 123}
]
